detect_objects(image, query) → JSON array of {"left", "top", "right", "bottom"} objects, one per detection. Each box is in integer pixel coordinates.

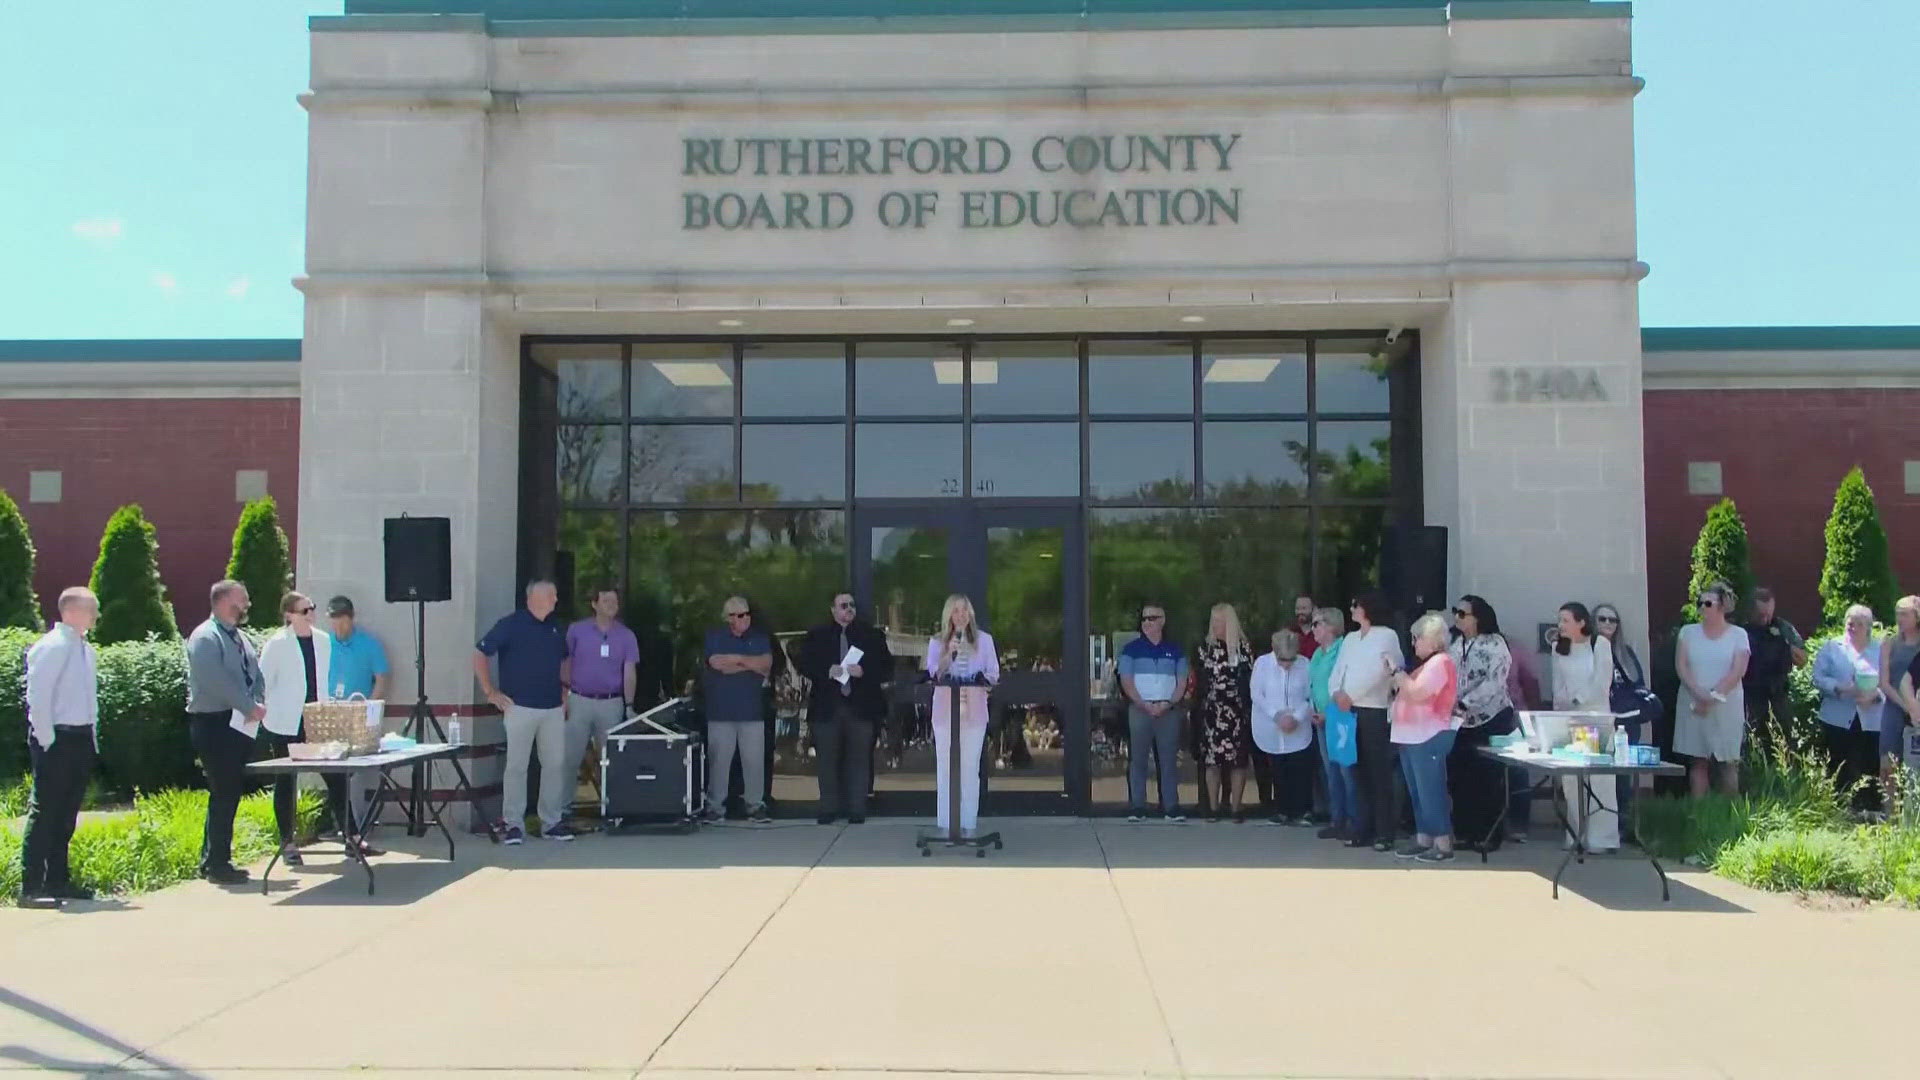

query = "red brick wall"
[
  {"left": 1645, "top": 388, "right": 1920, "bottom": 631},
  {"left": 0, "top": 398, "right": 299, "bottom": 631}
]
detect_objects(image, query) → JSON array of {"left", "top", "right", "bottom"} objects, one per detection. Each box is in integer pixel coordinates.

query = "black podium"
[{"left": 915, "top": 672, "right": 1004, "bottom": 858}]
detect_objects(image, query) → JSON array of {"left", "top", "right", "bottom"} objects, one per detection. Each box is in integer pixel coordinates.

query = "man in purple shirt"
[{"left": 561, "top": 586, "right": 641, "bottom": 786}]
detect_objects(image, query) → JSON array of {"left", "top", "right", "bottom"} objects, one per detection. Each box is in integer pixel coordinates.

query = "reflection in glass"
[
  {"left": 1088, "top": 421, "right": 1194, "bottom": 501},
  {"left": 556, "top": 510, "right": 622, "bottom": 622},
  {"left": 971, "top": 342, "right": 1079, "bottom": 416},
  {"left": 630, "top": 345, "right": 734, "bottom": 418},
  {"left": 856, "top": 423, "right": 962, "bottom": 498},
  {"left": 1090, "top": 341, "right": 1193, "bottom": 415},
  {"left": 628, "top": 424, "right": 734, "bottom": 502},
  {"left": 543, "top": 343, "right": 624, "bottom": 420},
  {"left": 1203, "top": 421, "right": 1309, "bottom": 503},
  {"left": 1313, "top": 421, "right": 1392, "bottom": 500},
  {"left": 870, "top": 526, "right": 951, "bottom": 645},
  {"left": 972, "top": 422, "right": 1079, "bottom": 497},
  {"left": 856, "top": 342, "right": 963, "bottom": 416},
  {"left": 742, "top": 424, "right": 845, "bottom": 503},
  {"left": 557, "top": 424, "right": 622, "bottom": 503},
  {"left": 743, "top": 344, "right": 845, "bottom": 417},
  {"left": 1315, "top": 505, "right": 1389, "bottom": 609},
  {"left": 986, "top": 525, "right": 1068, "bottom": 788},
  {"left": 1201, "top": 340, "right": 1307, "bottom": 414},
  {"left": 1315, "top": 338, "right": 1394, "bottom": 414}
]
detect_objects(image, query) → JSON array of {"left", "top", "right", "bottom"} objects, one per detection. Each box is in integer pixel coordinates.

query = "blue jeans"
[
  {"left": 1318, "top": 737, "right": 1368, "bottom": 835},
  {"left": 1398, "top": 729, "right": 1457, "bottom": 839},
  {"left": 1128, "top": 705, "right": 1183, "bottom": 814}
]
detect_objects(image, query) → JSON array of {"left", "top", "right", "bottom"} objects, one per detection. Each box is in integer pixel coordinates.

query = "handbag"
[
  {"left": 1324, "top": 703, "right": 1358, "bottom": 766},
  {"left": 1608, "top": 658, "right": 1664, "bottom": 733}
]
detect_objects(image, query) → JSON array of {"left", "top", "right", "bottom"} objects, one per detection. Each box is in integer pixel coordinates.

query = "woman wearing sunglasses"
[
  {"left": 1675, "top": 582, "right": 1752, "bottom": 797},
  {"left": 258, "top": 590, "right": 360, "bottom": 865}
]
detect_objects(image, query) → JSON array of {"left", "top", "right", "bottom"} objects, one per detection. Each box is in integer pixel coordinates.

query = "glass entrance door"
[{"left": 852, "top": 504, "right": 1086, "bottom": 815}]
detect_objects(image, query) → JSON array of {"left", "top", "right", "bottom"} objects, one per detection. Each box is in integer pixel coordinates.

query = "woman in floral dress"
[{"left": 1195, "top": 603, "right": 1255, "bottom": 822}]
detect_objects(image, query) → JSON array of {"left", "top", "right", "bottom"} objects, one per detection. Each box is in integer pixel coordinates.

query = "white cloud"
[
  {"left": 72, "top": 217, "right": 124, "bottom": 245},
  {"left": 226, "top": 276, "right": 252, "bottom": 299},
  {"left": 151, "top": 272, "right": 179, "bottom": 295}
]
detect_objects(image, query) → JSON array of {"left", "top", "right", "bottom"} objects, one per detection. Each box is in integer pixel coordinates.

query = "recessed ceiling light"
[
  {"left": 932, "top": 360, "right": 999, "bottom": 386},
  {"left": 717, "top": 318, "right": 745, "bottom": 328},
  {"left": 1179, "top": 315, "right": 1206, "bottom": 324},
  {"left": 1204, "top": 357, "right": 1281, "bottom": 384},
  {"left": 653, "top": 361, "right": 733, "bottom": 388},
  {"left": 946, "top": 318, "right": 975, "bottom": 328}
]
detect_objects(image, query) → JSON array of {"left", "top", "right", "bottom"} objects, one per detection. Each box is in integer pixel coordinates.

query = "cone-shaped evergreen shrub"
[
  {"left": 227, "top": 496, "right": 292, "bottom": 630},
  {"left": 0, "top": 488, "right": 39, "bottom": 630},
  {"left": 1683, "top": 497, "right": 1755, "bottom": 623},
  {"left": 89, "top": 504, "right": 178, "bottom": 645},
  {"left": 1818, "top": 466, "right": 1897, "bottom": 630}
]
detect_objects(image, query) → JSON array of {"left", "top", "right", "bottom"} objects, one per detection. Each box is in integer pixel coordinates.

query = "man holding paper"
[
  {"left": 185, "top": 580, "right": 267, "bottom": 885},
  {"left": 797, "top": 592, "right": 894, "bottom": 824}
]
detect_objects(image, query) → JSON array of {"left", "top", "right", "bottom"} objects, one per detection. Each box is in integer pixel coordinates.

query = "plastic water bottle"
[
  {"left": 1613, "top": 724, "right": 1630, "bottom": 766},
  {"left": 448, "top": 718, "right": 463, "bottom": 747}
]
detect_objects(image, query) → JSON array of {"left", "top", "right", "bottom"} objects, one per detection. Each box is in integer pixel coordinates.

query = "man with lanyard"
[
  {"left": 796, "top": 591, "right": 894, "bottom": 825},
  {"left": 324, "top": 595, "right": 390, "bottom": 701},
  {"left": 19, "top": 587, "right": 102, "bottom": 907},
  {"left": 1119, "top": 602, "right": 1189, "bottom": 823},
  {"left": 185, "top": 580, "right": 267, "bottom": 884},
  {"left": 1743, "top": 586, "right": 1807, "bottom": 747},
  {"left": 561, "top": 585, "right": 640, "bottom": 791}
]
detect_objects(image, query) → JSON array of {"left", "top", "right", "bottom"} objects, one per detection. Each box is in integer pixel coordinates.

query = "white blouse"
[{"left": 1250, "top": 652, "right": 1315, "bottom": 755}]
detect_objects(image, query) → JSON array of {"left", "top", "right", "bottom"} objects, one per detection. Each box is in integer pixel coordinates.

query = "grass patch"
[{"left": 2, "top": 787, "right": 322, "bottom": 898}]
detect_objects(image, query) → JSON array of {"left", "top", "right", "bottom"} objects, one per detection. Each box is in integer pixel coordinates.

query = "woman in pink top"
[{"left": 1389, "top": 613, "right": 1460, "bottom": 863}]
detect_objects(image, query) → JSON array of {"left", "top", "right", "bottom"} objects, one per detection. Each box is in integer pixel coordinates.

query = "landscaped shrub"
[
  {"left": 89, "top": 504, "right": 178, "bottom": 645},
  {"left": 1818, "top": 466, "right": 1897, "bottom": 632},
  {"left": 0, "top": 630, "right": 201, "bottom": 795},
  {"left": 0, "top": 488, "right": 38, "bottom": 631},
  {"left": 0, "top": 787, "right": 320, "bottom": 898},
  {"left": 1682, "top": 497, "right": 1755, "bottom": 624},
  {"left": 227, "top": 496, "right": 291, "bottom": 630}
]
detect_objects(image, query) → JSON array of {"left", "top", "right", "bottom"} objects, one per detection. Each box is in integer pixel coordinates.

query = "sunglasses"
[
  {"left": 1142, "top": 614, "right": 1165, "bottom": 622},
  {"left": 1452, "top": 608, "right": 1472, "bottom": 619},
  {"left": 726, "top": 611, "right": 752, "bottom": 620},
  {"left": 1597, "top": 615, "right": 1619, "bottom": 624},
  {"left": 1697, "top": 599, "right": 1716, "bottom": 609},
  {"left": 295, "top": 606, "right": 315, "bottom": 616},
  {"left": 834, "top": 601, "right": 855, "bottom": 610}
]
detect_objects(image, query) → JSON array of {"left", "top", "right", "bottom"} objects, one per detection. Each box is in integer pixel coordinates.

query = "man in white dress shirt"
[{"left": 19, "top": 587, "right": 101, "bottom": 907}]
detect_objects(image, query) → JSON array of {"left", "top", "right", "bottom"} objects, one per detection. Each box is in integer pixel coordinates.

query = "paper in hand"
[
  {"left": 230, "top": 708, "right": 260, "bottom": 740},
  {"left": 834, "top": 646, "right": 865, "bottom": 686}
]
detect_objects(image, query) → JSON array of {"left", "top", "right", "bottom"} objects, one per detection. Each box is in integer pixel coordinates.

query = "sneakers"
[
  {"left": 698, "top": 806, "right": 724, "bottom": 824},
  {"left": 1415, "top": 847, "right": 1456, "bottom": 864},
  {"left": 748, "top": 804, "right": 773, "bottom": 824},
  {"left": 1394, "top": 841, "right": 1430, "bottom": 859},
  {"left": 1266, "top": 814, "right": 1288, "bottom": 826},
  {"left": 541, "top": 824, "right": 577, "bottom": 841},
  {"left": 1164, "top": 811, "right": 1187, "bottom": 823},
  {"left": 1371, "top": 838, "right": 1394, "bottom": 853},
  {"left": 502, "top": 826, "right": 525, "bottom": 846},
  {"left": 1316, "top": 825, "right": 1345, "bottom": 840},
  {"left": 1126, "top": 812, "right": 1146, "bottom": 824},
  {"left": 280, "top": 844, "right": 304, "bottom": 867}
]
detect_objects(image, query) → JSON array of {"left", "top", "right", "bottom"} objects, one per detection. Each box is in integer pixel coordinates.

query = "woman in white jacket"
[
  {"left": 1250, "top": 628, "right": 1316, "bottom": 825},
  {"left": 1549, "top": 602, "right": 1618, "bottom": 852},
  {"left": 1328, "top": 592, "right": 1405, "bottom": 851},
  {"left": 259, "top": 591, "right": 358, "bottom": 865}
]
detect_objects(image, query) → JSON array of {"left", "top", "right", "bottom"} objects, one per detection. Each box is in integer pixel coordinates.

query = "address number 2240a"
[{"left": 1490, "top": 367, "right": 1608, "bottom": 404}]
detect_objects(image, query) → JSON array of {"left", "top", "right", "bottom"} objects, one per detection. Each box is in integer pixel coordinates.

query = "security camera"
[{"left": 1384, "top": 326, "right": 1404, "bottom": 345}]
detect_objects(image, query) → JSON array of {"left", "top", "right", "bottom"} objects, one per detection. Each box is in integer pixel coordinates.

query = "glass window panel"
[
  {"left": 1315, "top": 337, "right": 1394, "bottom": 414},
  {"left": 742, "top": 424, "right": 845, "bottom": 502},
  {"left": 538, "top": 343, "right": 624, "bottom": 421},
  {"left": 1314, "top": 505, "right": 1390, "bottom": 610},
  {"left": 1314, "top": 420, "right": 1392, "bottom": 500},
  {"left": 1090, "top": 341, "right": 1193, "bottom": 415},
  {"left": 971, "top": 341, "right": 1079, "bottom": 416},
  {"left": 1200, "top": 509, "right": 1312, "bottom": 645},
  {"left": 972, "top": 422, "right": 1080, "bottom": 497},
  {"left": 556, "top": 510, "right": 624, "bottom": 623},
  {"left": 856, "top": 423, "right": 962, "bottom": 497},
  {"left": 630, "top": 344, "right": 734, "bottom": 418},
  {"left": 1203, "top": 421, "right": 1309, "bottom": 503},
  {"left": 743, "top": 343, "right": 845, "bottom": 417},
  {"left": 629, "top": 424, "right": 735, "bottom": 502},
  {"left": 856, "top": 342, "right": 963, "bottom": 416},
  {"left": 1201, "top": 339, "right": 1307, "bottom": 415},
  {"left": 557, "top": 424, "right": 622, "bottom": 503},
  {"left": 1088, "top": 421, "right": 1194, "bottom": 501}
]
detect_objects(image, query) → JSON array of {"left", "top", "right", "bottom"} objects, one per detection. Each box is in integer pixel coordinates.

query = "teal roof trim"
[
  {"left": 1641, "top": 327, "right": 1920, "bottom": 353},
  {"left": 0, "top": 340, "right": 302, "bottom": 363}
]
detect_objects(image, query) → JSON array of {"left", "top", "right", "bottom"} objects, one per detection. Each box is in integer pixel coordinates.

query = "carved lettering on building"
[{"left": 1489, "top": 367, "right": 1608, "bottom": 404}]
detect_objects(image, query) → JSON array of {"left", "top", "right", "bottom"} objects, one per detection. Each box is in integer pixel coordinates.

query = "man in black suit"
[{"left": 796, "top": 592, "right": 894, "bottom": 825}]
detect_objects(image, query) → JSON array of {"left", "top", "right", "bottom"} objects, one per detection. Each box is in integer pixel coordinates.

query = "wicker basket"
[{"left": 302, "top": 696, "right": 383, "bottom": 755}]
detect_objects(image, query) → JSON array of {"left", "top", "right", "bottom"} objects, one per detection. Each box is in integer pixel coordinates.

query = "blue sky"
[{"left": 0, "top": 1, "right": 1913, "bottom": 339}]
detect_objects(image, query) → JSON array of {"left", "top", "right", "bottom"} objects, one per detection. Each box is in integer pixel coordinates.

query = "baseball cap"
[{"left": 326, "top": 596, "right": 355, "bottom": 618}]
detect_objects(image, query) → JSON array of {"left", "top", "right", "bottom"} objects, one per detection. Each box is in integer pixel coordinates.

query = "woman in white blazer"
[
  {"left": 926, "top": 594, "right": 1000, "bottom": 837},
  {"left": 259, "top": 591, "right": 358, "bottom": 865},
  {"left": 1549, "top": 602, "right": 1618, "bottom": 852},
  {"left": 1250, "top": 628, "right": 1316, "bottom": 825}
]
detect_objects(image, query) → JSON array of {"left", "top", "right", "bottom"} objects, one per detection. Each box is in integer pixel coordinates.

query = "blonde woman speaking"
[{"left": 926, "top": 594, "right": 1001, "bottom": 837}]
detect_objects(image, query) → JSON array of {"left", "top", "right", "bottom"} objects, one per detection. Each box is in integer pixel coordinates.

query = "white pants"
[
  {"left": 503, "top": 704, "right": 568, "bottom": 831},
  {"left": 934, "top": 720, "right": 988, "bottom": 833},
  {"left": 1563, "top": 775, "right": 1620, "bottom": 851}
]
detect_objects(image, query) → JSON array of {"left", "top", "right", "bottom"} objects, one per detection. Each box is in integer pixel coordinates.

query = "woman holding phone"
[
  {"left": 1328, "top": 592, "right": 1405, "bottom": 851},
  {"left": 926, "top": 594, "right": 1000, "bottom": 837}
]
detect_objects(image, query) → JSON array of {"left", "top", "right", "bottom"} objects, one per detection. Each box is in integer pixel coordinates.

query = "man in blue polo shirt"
[
  {"left": 325, "top": 596, "right": 390, "bottom": 700},
  {"left": 474, "top": 580, "right": 571, "bottom": 844},
  {"left": 1119, "top": 602, "right": 1189, "bottom": 823}
]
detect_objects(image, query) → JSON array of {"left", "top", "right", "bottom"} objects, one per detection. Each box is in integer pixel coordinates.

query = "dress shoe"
[
  {"left": 847, "top": 815, "right": 866, "bottom": 825},
  {"left": 201, "top": 865, "right": 250, "bottom": 885},
  {"left": 15, "top": 893, "right": 61, "bottom": 910},
  {"left": 817, "top": 814, "right": 838, "bottom": 825},
  {"left": 48, "top": 883, "right": 96, "bottom": 901}
]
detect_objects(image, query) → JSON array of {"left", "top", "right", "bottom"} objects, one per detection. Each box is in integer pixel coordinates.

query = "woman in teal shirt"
[{"left": 1307, "top": 607, "right": 1365, "bottom": 844}]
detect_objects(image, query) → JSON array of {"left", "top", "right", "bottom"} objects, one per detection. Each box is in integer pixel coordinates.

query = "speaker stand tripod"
[{"left": 401, "top": 598, "right": 500, "bottom": 843}]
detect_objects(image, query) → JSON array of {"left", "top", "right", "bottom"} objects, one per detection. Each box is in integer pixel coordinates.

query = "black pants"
[
  {"left": 1249, "top": 745, "right": 1276, "bottom": 811},
  {"left": 814, "top": 701, "right": 874, "bottom": 818},
  {"left": 261, "top": 732, "right": 351, "bottom": 842},
  {"left": 1353, "top": 707, "right": 1398, "bottom": 842},
  {"left": 1268, "top": 746, "right": 1316, "bottom": 818},
  {"left": 1745, "top": 682, "right": 1793, "bottom": 748},
  {"left": 20, "top": 728, "right": 94, "bottom": 895},
  {"left": 1448, "top": 708, "right": 1516, "bottom": 849},
  {"left": 189, "top": 711, "right": 254, "bottom": 872},
  {"left": 1821, "top": 719, "right": 1881, "bottom": 811}
]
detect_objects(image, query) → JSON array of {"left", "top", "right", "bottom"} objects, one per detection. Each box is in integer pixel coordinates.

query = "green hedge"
[
  {"left": 1, "top": 787, "right": 320, "bottom": 898},
  {"left": 1, "top": 627, "right": 268, "bottom": 796}
]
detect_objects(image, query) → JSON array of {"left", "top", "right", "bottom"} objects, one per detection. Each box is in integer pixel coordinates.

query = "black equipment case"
[{"left": 601, "top": 698, "right": 704, "bottom": 829}]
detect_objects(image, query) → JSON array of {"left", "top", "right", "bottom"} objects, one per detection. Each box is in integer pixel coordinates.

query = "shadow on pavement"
[{"left": 0, "top": 986, "right": 203, "bottom": 1078}]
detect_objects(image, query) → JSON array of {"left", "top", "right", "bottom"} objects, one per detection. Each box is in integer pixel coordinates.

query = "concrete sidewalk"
[{"left": 0, "top": 818, "right": 1912, "bottom": 1079}]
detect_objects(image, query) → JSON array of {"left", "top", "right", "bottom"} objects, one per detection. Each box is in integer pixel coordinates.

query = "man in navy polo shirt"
[
  {"left": 1119, "top": 602, "right": 1190, "bottom": 823},
  {"left": 474, "top": 580, "right": 572, "bottom": 844}
]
